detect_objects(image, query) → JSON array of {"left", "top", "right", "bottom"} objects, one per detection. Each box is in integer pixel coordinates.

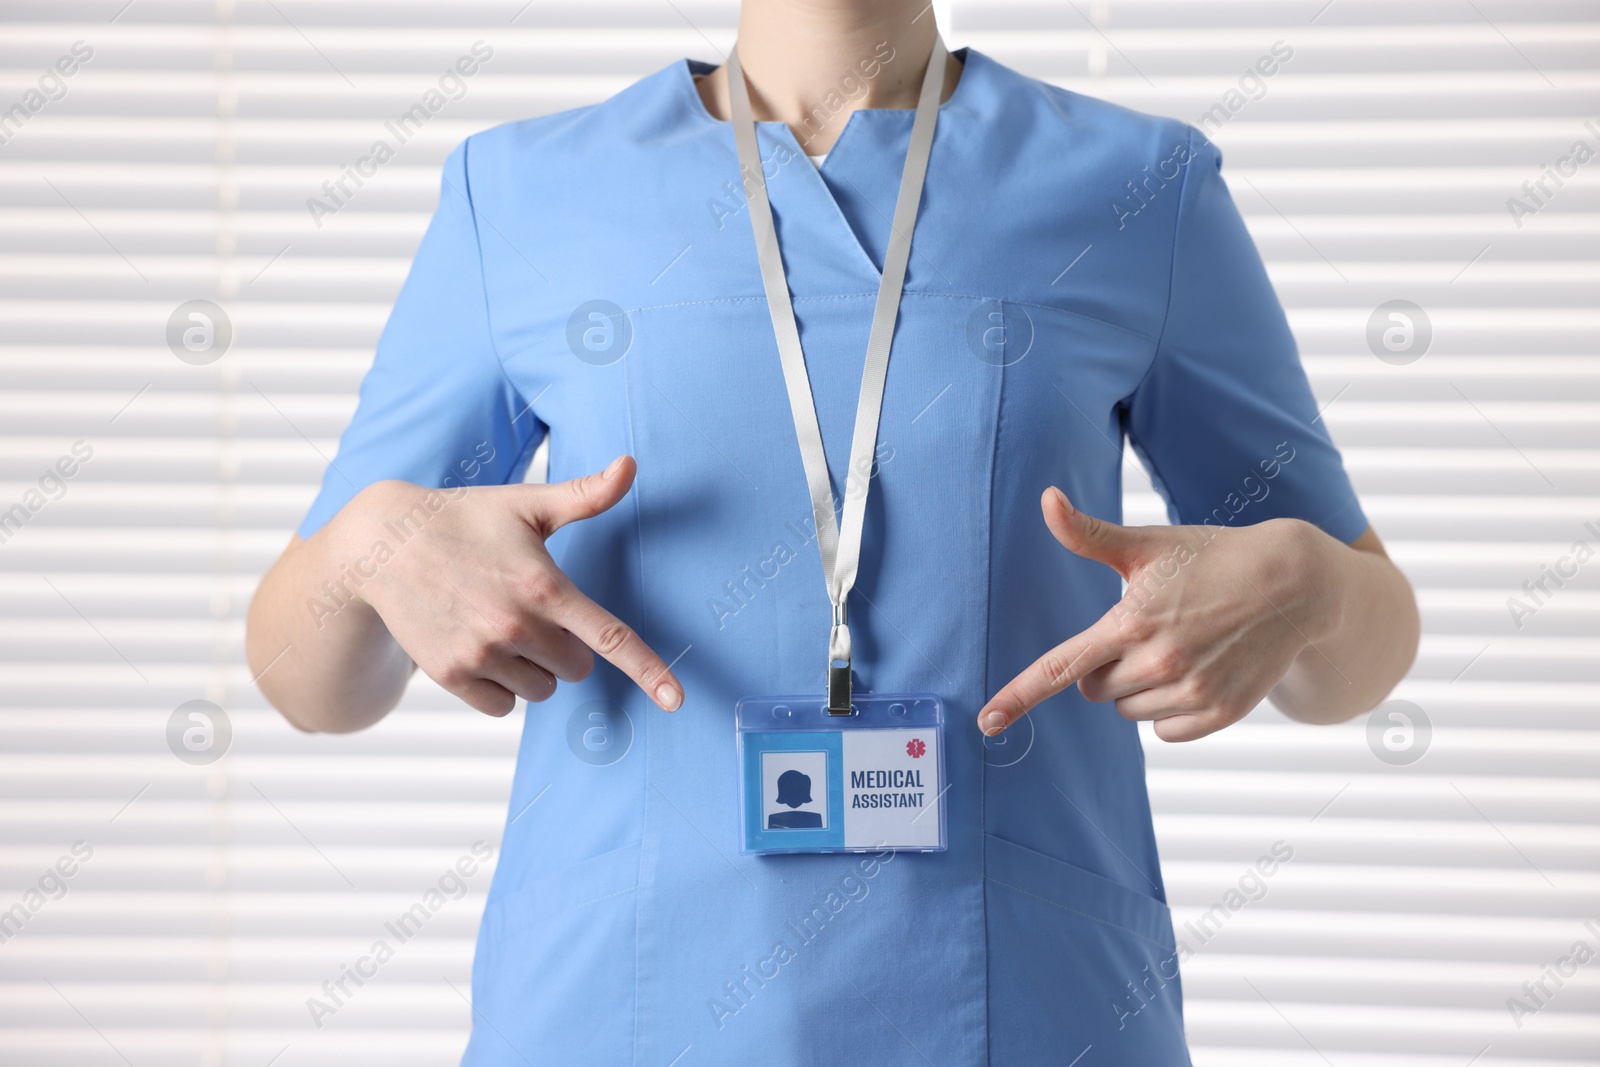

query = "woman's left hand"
[{"left": 978, "top": 487, "right": 1347, "bottom": 742}]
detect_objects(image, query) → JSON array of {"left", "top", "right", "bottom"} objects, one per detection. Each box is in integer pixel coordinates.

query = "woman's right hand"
[{"left": 327, "top": 455, "right": 681, "bottom": 718}]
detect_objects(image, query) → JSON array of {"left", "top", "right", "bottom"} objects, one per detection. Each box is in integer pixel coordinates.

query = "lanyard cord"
[{"left": 727, "top": 33, "right": 947, "bottom": 711}]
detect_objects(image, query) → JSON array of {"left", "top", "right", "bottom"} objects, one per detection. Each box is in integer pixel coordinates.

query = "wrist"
[
  {"left": 323, "top": 480, "right": 416, "bottom": 612},
  {"left": 1282, "top": 518, "right": 1348, "bottom": 645}
]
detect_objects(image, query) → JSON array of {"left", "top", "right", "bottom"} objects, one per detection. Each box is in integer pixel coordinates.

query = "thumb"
[
  {"left": 527, "top": 454, "right": 636, "bottom": 536},
  {"left": 1041, "top": 486, "right": 1163, "bottom": 579}
]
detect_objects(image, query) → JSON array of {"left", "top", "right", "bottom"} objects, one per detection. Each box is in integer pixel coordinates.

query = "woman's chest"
[{"left": 501, "top": 289, "right": 1156, "bottom": 500}]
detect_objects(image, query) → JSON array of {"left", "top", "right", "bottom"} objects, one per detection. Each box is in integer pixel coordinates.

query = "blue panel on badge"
[{"left": 741, "top": 730, "right": 845, "bottom": 851}]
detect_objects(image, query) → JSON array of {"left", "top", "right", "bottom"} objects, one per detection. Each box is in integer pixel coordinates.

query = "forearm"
[
  {"left": 1270, "top": 524, "right": 1419, "bottom": 724},
  {"left": 246, "top": 492, "right": 414, "bottom": 733}
]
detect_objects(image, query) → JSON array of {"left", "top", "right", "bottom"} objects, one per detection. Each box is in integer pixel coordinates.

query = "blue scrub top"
[{"left": 300, "top": 48, "right": 1366, "bottom": 1067}]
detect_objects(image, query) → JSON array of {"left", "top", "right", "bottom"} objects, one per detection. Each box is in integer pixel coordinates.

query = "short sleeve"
[
  {"left": 1124, "top": 126, "right": 1368, "bottom": 544},
  {"left": 297, "top": 138, "right": 542, "bottom": 539}
]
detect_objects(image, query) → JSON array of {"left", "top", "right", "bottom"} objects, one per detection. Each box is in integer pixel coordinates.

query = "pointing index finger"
[
  {"left": 557, "top": 587, "right": 682, "bottom": 712},
  {"left": 978, "top": 622, "right": 1122, "bottom": 735}
]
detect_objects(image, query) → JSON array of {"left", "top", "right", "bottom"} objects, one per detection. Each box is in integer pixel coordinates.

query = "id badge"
[{"left": 736, "top": 693, "right": 946, "bottom": 855}]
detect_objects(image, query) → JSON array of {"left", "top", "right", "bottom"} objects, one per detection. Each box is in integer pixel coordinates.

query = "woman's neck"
[{"left": 697, "top": 0, "right": 961, "bottom": 155}]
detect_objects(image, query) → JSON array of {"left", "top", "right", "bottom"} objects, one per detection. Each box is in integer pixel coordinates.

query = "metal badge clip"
[
  {"left": 828, "top": 601, "right": 852, "bottom": 714},
  {"left": 828, "top": 661, "right": 852, "bottom": 714}
]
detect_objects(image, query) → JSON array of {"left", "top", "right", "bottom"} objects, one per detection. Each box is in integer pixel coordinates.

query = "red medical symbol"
[{"left": 906, "top": 738, "right": 926, "bottom": 759}]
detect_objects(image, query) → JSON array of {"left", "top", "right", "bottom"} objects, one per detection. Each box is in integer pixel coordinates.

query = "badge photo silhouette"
[{"left": 768, "top": 769, "right": 823, "bottom": 829}]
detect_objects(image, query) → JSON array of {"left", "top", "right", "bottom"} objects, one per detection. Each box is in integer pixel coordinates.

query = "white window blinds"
[{"left": 1, "top": 1, "right": 1594, "bottom": 1064}]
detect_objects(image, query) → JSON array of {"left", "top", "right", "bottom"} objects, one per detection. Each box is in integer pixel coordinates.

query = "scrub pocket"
[
  {"left": 463, "top": 842, "right": 641, "bottom": 1067},
  {"left": 984, "top": 833, "right": 1193, "bottom": 1066}
]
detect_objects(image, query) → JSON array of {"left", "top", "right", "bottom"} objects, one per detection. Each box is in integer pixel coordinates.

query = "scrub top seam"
[
  {"left": 980, "top": 353, "right": 1003, "bottom": 1067},
  {"left": 625, "top": 290, "right": 1158, "bottom": 343},
  {"left": 458, "top": 132, "right": 542, "bottom": 455},
  {"left": 1120, "top": 123, "right": 1199, "bottom": 526},
  {"left": 623, "top": 349, "right": 646, "bottom": 1067},
  {"left": 1128, "top": 123, "right": 1199, "bottom": 403}
]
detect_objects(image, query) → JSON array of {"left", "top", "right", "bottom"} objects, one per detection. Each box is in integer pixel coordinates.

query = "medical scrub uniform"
[{"left": 298, "top": 47, "right": 1367, "bottom": 1067}]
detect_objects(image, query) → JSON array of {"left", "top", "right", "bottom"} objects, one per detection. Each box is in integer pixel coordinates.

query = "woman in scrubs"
[{"left": 248, "top": 2, "right": 1419, "bottom": 1062}]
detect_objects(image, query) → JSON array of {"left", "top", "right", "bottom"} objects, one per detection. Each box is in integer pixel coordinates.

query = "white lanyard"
[{"left": 726, "top": 34, "right": 947, "bottom": 712}]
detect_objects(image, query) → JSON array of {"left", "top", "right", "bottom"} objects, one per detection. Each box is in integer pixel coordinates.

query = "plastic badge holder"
[{"left": 736, "top": 693, "right": 947, "bottom": 856}]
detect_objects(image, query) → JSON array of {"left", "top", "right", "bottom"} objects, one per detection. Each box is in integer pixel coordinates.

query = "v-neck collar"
[{"left": 676, "top": 48, "right": 979, "bottom": 284}]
